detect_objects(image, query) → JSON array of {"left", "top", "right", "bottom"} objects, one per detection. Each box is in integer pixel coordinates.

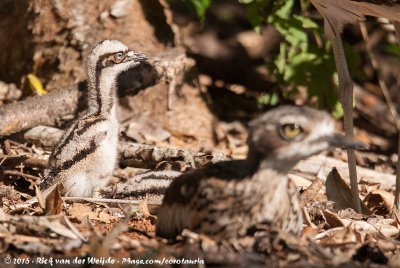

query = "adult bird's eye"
[
  {"left": 114, "top": 52, "right": 124, "bottom": 62},
  {"left": 282, "top": 123, "right": 302, "bottom": 139}
]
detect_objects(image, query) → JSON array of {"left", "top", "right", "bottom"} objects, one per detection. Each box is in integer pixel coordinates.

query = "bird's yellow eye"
[
  {"left": 114, "top": 52, "right": 124, "bottom": 62},
  {"left": 282, "top": 123, "right": 302, "bottom": 139}
]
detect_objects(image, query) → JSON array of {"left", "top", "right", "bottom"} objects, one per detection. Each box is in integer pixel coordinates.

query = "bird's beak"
[
  {"left": 125, "top": 51, "right": 149, "bottom": 62},
  {"left": 323, "top": 133, "right": 367, "bottom": 150}
]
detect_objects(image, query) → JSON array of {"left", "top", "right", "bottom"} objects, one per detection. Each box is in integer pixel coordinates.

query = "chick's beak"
[
  {"left": 324, "top": 133, "right": 367, "bottom": 150},
  {"left": 126, "top": 51, "right": 149, "bottom": 62}
]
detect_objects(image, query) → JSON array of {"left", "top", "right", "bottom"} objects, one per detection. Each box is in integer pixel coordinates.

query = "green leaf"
[
  {"left": 383, "top": 42, "right": 400, "bottom": 58},
  {"left": 245, "top": 1, "right": 266, "bottom": 31},
  {"left": 275, "top": 43, "right": 287, "bottom": 74},
  {"left": 270, "top": 93, "right": 279, "bottom": 105},
  {"left": 257, "top": 93, "right": 279, "bottom": 106},
  {"left": 183, "top": 0, "right": 210, "bottom": 21},
  {"left": 331, "top": 101, "right": 344, "bottom": 119},
  {"left": 241, "top": 0, "right": 349, "bottom": 113},
  {"left": 293, "top": 14, "right": 318, "bottom": 29},
  {"left": 274, "top": 0, "right": 294, "bottom": 18},
  {"left": 253, "top": 25, "right": 261, "bottom": 34}
]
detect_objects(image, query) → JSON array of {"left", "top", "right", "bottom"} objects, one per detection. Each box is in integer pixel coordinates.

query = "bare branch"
[{"left": 0, "top": 48, "right": 194, "bottom": 136}]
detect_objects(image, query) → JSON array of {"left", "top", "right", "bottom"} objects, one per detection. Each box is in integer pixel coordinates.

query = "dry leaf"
[
  {"left": 300, "top": 177, "right": 323, "bottom": 206},
  {"left": 34, "top": 183, "right": 46, "bottom": 209},
  {"left": 139, "top": 197, "right": 151, "bottom": 218},
  {"left": 300, "top": 226, "right": 314, "bottom": 237},
  {"left": 372, "top": 222, "right": 399, "bottom": 237},
  {"left": 0, "top": 213, "right": 79, "bottom": 239},
  {"left": 89, "top": 231, "right": 110, "bottom": 260},
  {"left": 349, "top": 220, "right": 377, "bottom": 235},
  {"left": 97, "top": 211, "right": 117, "bottom": 223},
  {"left": 68, "top": 203, "right": 92, "bottom": 221},
  {"left": 101, "top": 205, "right": 136, "bottom": 252},
  {"left": 125, "top": 115, "right": 171, "bottom": 143},
  {"left": 44, "top": 184, "right": 62, "bottom": 215},
  {"left": 68, "top": 203, "right": 117, "bottom": 223},
  {"left": 364, "top": 189, "right": 395, "bottom": 215},
  {"left": 319, "top": 225, "right": 359, "bottom": 245},
  {"left": 321, "top": 210, "right": 399, "bottom": 239},
  {"left": 325, "top": 168, "right": 370, "bottom": 215},
  {"left": 322, "top": 209, "right": 345, "bottom": 228}
]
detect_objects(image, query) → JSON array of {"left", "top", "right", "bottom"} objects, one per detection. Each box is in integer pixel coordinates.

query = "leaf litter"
[{"left": 2, "top": 126, "right": 400, "bottom": 266}]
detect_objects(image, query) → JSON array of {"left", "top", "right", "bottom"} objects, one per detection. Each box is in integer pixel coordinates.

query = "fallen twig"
[
  {"left": 63, "top": 197, "right": 161, "bottom": 214},
  {"left": 4, "top": 170, "right": 41, "bottom": 181},
  {"left": 25, "top": 125, "right": 229, "bottom": 169},
  {"left": 0, "top": 48, "right": 194, "bottom": 135},
  {"left": 0, "top": 154, "right": 48, "bottom": 169},
  {"left": 62, "top": 196, "right": 161, "bottom": 206},
  {"left": 119, "top": 141, "right": 228, "bottom": 169}
]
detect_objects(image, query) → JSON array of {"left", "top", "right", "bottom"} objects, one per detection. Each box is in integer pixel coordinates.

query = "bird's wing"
[
  {"left": 156, "top": 161, "right": 246, "bottom": 239},
  {"left": 155, "top": 169, "right": 203, "bottom": 239},
  {"left": 41, "top": 118, "right": 108, "bottom": 191},
  {"left": 310, "top": 0, "right": 364, "bottom": 38}
]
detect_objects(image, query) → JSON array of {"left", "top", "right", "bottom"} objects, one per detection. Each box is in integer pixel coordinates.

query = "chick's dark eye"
[{"left": 114, "top": 52, "right": 124, "bottom": 61}]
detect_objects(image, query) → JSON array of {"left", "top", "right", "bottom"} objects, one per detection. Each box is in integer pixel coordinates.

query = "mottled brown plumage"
[{"left": 156, "top": 106, "right": 364, "bottom": 240}]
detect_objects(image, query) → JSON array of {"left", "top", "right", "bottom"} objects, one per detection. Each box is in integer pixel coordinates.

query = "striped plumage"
[
  {"left": 156, "top": 106, "right": 365, "bottom": 240},
  {"left": 40, "top": 40, "right": 148, "bottom": 197}
]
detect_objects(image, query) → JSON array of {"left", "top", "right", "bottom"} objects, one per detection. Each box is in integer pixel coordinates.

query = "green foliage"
[
  {"left": 331, "top": 101, "right": 344, "bottom": 119},
  {"left": 183, "top": 0, "right": 211, "bottom": 21},
  {"left": 238, "top": 0, "right": 272, "bottom": 33},
  {"left": 184, "top": 0, "right": 364, "bottom": 117},
  {"left": 264, "top": 0, "right": 340, "bottom": 113},
  {"left": 239, "top": 0, "right": 364, "bottom": 116},
  {"left": 257, "top": 92, "right": 279, "bottom": 106},
  {"left": 383, "top": 42, "right": 400, "bottom": 57}
]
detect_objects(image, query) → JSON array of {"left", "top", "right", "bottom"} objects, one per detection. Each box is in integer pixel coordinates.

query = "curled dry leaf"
[
  {"left": 300, "top": 177, "right": 323, "bottom": 206},
  {"left": 44, "top": 184, "right": 62, "bottom": 215},
  {"left": 321, "top": 209, "right": 399, "bottom": 240},
  {"left": 372, "top": 221, "right": 399, "bottom": 237},
  {"left": 322, "top": 209, "right": 345, "bottom": 228},
  {"left": 325, "top": 168, "right": 370, "bottom": 215},
  {"left": 34, "top": 183, "right": 46, "bottom": 209},
  {"left": 364, "top": 189, "right": 395, "bottom": 215},
  {"left": 0, "top": 211, "right": 79, "bottom": 239},
  {"left": 317, "top": 225, "right": 371, "bottom": 246}
]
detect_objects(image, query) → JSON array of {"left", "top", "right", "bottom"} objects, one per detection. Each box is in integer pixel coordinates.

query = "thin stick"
[
  {"left": 390, "top": 21, "right": 400, "bottom": 220},
  {"left": 329, "top": 22, "right": 361, "bottom": 213},
  {"left": 4, "top": 170, "right": 41, "bottom": 181},
  {"left": 62, "top": 196, "right": 162, "bottom": 206}
]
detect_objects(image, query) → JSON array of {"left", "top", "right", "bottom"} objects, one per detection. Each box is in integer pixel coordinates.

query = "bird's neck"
[
  {"left": 244, "top": 149, "right": 293, "bottom": 181},
  {"left": 87, "top": 68, "right": 118, "bottom": 118}
]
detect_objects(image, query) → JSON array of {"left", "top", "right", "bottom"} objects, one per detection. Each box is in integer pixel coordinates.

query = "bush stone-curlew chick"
[{"left": 40, "top": 39, "right": 148, "bottom": 197}]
